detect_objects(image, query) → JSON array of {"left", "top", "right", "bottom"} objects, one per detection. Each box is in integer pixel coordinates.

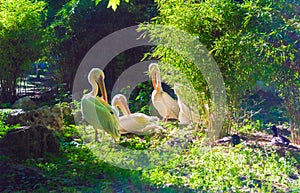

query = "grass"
[
  {"left": 142, "top": 143, "right": 300, "bottom": 192},
  {"left": 0, "top": 110, "right": 20, "bottom": 138},
  {"left": 0, "top": 110, "right": 300, "bottom": 192}
]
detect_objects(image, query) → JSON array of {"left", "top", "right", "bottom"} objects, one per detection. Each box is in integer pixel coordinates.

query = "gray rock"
[
  {"left": 6, "top": 106, "right": 63, "bottom": 131},
  {"left": 6, "top": 109, "right": 28, "bottom": 126},
  {"left": 0, "top": 125, "right": 60, "bottom": 160},
  {"left": 12, "top": 96, "right": 37, "bottom": 111}
]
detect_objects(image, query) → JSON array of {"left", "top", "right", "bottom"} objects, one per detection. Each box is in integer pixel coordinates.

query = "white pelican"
[
  {"left": 81, "top": 68, "right": 120, "bottom": 142},
  {"left": 149, "top": 63, "right": 179, "bottom": 122},
  {"left": 174, "top": 83, "right": 200, "bottom": 125},
  {"left": 111, "top": 94, "right": 162, "bottom": 135}
]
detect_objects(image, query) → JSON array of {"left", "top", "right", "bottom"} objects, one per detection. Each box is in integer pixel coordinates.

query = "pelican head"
[
  {"left": 148, "top": 63, "right": 159, "bottom": 72},
  {"left": 88, "top": 68, "right": 108, "bottom": 102},
  {"left": 111, "top": 94, "right": 131, "bottom": 116},
  {"left": 148, "top": 63, "right": 161, "bottom": 90}
]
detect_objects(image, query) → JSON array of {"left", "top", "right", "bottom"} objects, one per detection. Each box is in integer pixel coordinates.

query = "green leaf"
[
  {"left": 95, "top": 0, "right": 102, "bottom": 5},
  {"left": 107, "top": 0, "right": 121, "bottom": 11}
]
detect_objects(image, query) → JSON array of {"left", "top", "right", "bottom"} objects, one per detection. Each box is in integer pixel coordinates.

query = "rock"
[
  {"left": 0, "top": 125, "right": 60, "bottom": 160},
  {"left": 6, "top": 106, "right": 63, "bottom": 131},
  {"left": 12, "top": 96, "right": 37, "bottom": 111},
  {"left": 5, "top": 109, "right": 28, "bottom": 126}
]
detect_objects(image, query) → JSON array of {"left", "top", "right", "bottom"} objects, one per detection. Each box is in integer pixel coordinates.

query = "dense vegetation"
[
  {"left": 0, "top": 0, "right": 300, "bottom": 192},
  {"left": 0, "top": 0, "right": 47, "bottom": 102},
  {"left": 142, "top": 0, "right": 300, "bottom": 143}
]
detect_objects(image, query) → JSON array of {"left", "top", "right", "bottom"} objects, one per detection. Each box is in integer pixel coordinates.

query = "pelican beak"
[
  {"left": 97, "top": 75, "right": 108, "bottom": 102},
  {"left": 151, "top": 69, "right": 157, "bottom": 90},
  {"left": 117, "top": 98, "right": 131, "bottom": 115}
]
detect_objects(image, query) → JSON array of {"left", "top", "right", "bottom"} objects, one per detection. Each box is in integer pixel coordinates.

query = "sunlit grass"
[
  {"left": 35, "top": 124, "right": 300, "bottom": 192},
  {"left": 1, "top": 112, "right": 299, "bottom": 192},
  {"left": 142, "top": 142, "right": 300, "bottom": 192}
]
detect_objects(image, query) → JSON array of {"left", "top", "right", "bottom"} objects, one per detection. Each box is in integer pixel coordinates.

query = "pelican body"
[
  {"left": 149, "top": 63, "right": 179, "bottom": 122},
  {"left": 174, "top": 83, "right": 200, "bottom": 125},
  {"left": 81, "top": 68, "right": 120, "bottom": 142},
  {"left": 111, "top": 94, "right": 161, "bottom": 135}
]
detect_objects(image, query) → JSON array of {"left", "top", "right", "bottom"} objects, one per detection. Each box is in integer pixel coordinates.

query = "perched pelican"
[
  {"left": 149, "top": 63, "right": 179, "bottom": 122},
  {"left": 81, "top": 68, "right": 120, "bottom": 142},
  {"left": 111, "top": 94, "right": 162, "bottom": 135},
  {"left": 174, "top": 83, "right": 200, "bottom": 125}
]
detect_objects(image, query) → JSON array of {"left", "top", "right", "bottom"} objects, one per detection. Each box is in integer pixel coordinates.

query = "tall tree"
[
  {"left": 48, "top": 0, "right": 156, "bottom": 91},
  {"left": 143, "top": 0, "right": 300, "bottom": 143},
  {"left": 0, "top": 0, "right": 47, "bottom": 103}
]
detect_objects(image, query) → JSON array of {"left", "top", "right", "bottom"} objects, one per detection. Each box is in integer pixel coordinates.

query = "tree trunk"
[
  {"left": 286, "top": 99, "right": 300, "bottom": 145},
  {"left": 0, "top": 77, "right": 17, "bottom": 104},
  {"left": 36, "top": 63, "right": 40, "bottom": 79},
  {"left": 290, "top": 111, "right": 300, "bottom": 144}
]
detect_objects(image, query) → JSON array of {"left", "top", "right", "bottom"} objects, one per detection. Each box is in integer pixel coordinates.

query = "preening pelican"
[
  {"left": 81, "top": 68, "right": 120, "bottom": 142},
  {"left": 174, "top": 83, "right": 200, "bottom": 125},
  {"left": 149, "top": 63, "right": 179, "bottom": 122},
  {"left": 111, "top": 94, "right": 162, "bottom": 135}
]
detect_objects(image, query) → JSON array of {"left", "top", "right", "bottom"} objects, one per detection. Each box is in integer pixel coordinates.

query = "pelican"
[
  {"left": 174, "top": 83, "right": 200, "bottom": 125},
  {"left": 149, "top": 63, "right": 179, "bottom": 122},
  {"left": 111, "top": 94, "right": 162, "bottom": 135},
  {"left": 81, "top": 68, "right": 120, "bottom": 142}
]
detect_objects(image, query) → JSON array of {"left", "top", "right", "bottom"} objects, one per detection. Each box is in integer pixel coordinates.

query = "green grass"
[
  {"left": 0, "top": 112, "right": 299, "bottom": 192},
  {"left": 142, "top": 142, "right": 300, "bottom": 192},
  {"left": 0, "top": 110, "right": 20, "bottom": 138}
]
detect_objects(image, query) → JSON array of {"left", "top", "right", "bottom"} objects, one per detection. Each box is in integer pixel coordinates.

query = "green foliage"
[
  {"left": 142, "top": 0, "right": 300, "bottom": 140},
  {"left": 8, "top": 123, "right": 173, "bottom": 192},
  {"left": 2, "top": 1, "right": 300, "bottom": 191},
  {"left": 0, "top": 111, "right": 10, "bottom": 138},
  {"left": 48, "top": 0, "right": 155, "bottom": 90},
  {"left": 0, "top": 103, "right": 12, "bottom": 108},
  {"left": 0, "top": 126, "right": 10, "bottom": 139},
  {"left": 234, "top": 119, "right": 262, "bottom": 134},
  {"left": 106, "top": 0, "right": 129, "bottom": 11},
  {"left": 0, "top": 0, "right": 47, "bottom": 102},
  {"left": 95, "top": 0, "right": 129, "bottom": 11},
  {"left": 120, "top": 136, "right": 152, "bottom": 150},
  {"left": 119, "top": 121, "right": 180, "bottom": 150},
  {"left": 129, "top": 81, "right": 153, "bottom": 114},
  {"left": 1, "top": 109, "right": 299, "bottom": 192},
  {"left": 59, "top": 124, "right": 82, "bottom": 142},
  {"left": 142, "top": 144, "right": 300, "bottom": 192},
  {"left": 0, "top": 111, "right": 20, "bottom": 138}
]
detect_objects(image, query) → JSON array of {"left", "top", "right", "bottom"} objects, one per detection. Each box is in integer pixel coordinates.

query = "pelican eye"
[{"left": 110, "top": 111, "right": 114, "bottom": 115}]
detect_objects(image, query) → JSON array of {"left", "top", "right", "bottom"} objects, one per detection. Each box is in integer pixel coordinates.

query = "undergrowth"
[{"left": 0, "top": 111, "right": 299, "bottom": 192}]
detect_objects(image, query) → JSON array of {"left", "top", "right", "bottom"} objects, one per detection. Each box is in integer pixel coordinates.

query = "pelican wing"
[
  {"left": 177, "top": 98, "right": 202, "bottom": 124},
  {"left": 119, "top": 114, "right": 148, "bottom": 133},
  {"left": 161, "top": 91, "right": 180, "bottom": 119},
  {"left": 81, "top": 96, "right": 120, "bottom": 139},
  {"left": 130, "top": 113, "right": 159, "bottom": 124},
  {"left": 133, "top": 124, "right": 162, "bottom": 135},
  {"left": 152, "top": 92, "right": 168, "bottom": 118},
  {"left": 178, "top": 100, "right": 192, "bottom": 124},
  {"left": 118, "top": 113, "right": 160, "bottom": 135}
]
